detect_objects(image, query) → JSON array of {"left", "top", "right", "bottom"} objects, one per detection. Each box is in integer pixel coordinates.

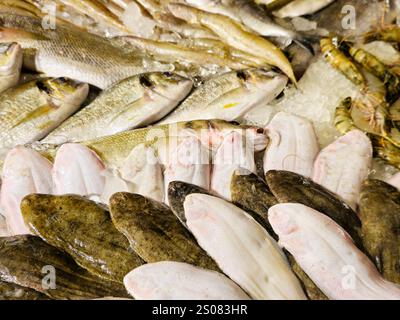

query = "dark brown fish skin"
[
  {"left": 231, "top": 171, "right": 278, "bottom": 238},
  {"left": 168, "top": 181, "right": 211, "bottom": 225},
  {"left": 265, "top": 170, "right": 364, "bottom": 248},
  {"left": 359, "top": 179, "right": 400, "bottom": 284},
  {"left": 110, "top": 192, "right": 220, "bottom": 272},
  {"left": 0, "top": 235, "right": 129, "bottom": 299},
  {"left": 21, "top": 194, "right": 144, "bottom": 283},
  {"left": 0, "top": 281, "right": 49, "bottom": 300}
]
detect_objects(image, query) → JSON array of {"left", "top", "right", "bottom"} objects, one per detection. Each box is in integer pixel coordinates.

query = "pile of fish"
[{"left": 1, "top": 0, "right": 400, "bottom": 300}]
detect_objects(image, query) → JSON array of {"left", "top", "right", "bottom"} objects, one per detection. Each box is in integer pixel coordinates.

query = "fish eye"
[
  {"left": 163, "top": 72, "right": 173, "bottom": 77},
  {"left": 236, "top": 71, "right": 248, "bottom": 81},
  {"left": 139, "top": 75, "right": 153, "bottom": 88},
  {"left": 36, "top": 80, "right": 51, "bottom": 94}
]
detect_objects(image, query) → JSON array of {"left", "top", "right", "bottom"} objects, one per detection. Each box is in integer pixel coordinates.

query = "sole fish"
[
  {"left": 0, "top": 146, "right": 53, "bottom": 236},
  {"left": 312, "top": 130, "right": 372, "bottom": 210},
  {"left": 269, "top": 203, "right": 400, "bottom": 300},
  {"left": 263, "top": 112, "right": 319, "bottom": 177},
  {"left": 43, "top": 72, "right": 193, "bottom": 144},
  {"left": 124, "top": 261, "right": 250, "bottom": 300},
  {"left": 110, "top": 192, "right": 219, "bottom": 271},
  {"left": 0, "top": 235, "right": 129, "bottom": 300},
  {"left": 184, "top": 193, "right": 307, "bottom": 300},
  {"left": 21, "top": 194, "right": 144, "bottom": 282}
]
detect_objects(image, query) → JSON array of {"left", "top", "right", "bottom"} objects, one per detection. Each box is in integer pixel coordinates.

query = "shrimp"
[{"left": 334, "top": 97, "right": 358, "bottom": 135}]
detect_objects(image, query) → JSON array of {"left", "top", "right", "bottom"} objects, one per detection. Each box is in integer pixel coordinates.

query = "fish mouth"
[{"left": 0, "top": 42, "right": 22, "bottom": 75}]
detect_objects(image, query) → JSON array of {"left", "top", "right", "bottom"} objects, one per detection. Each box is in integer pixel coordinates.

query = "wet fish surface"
[
  {"left": 110, "top": 192, "right": 219, "bottom": 271},
  {"left": 21, "top": 194, "right": 144, "bottom": 282},
  {"left": 0, "top": 42, "right": 22, "bottom": 93},
  {"left": 0, "top": 235, "right": 129, "bottom": 299}
]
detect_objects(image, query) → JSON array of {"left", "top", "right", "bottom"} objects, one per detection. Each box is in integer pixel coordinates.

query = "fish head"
[
  {"left": 238, "top": 69, "right": 288, "bottom": 94},
  {"left": 36, "top": 77, "right": 89, "bottom": 108},
  {"left": 0, "top": 42, "right": 22, "bottom": 76},
  {"left": 139, "top": 72, "right": 193, "bottom": 102}
]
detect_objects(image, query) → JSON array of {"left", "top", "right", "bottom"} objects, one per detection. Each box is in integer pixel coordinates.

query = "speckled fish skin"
[
  {"left": 0, "top": 42, "right": 22, "bottom": 93},
  {"left": 52, "top": 143, "right": 105, "bottom": 196},
  {"left": 265, "top": 170, "right": 364, "bottom": 249},
  {"left": 312, "top": 130, "right": 373, "bottom": 210},
  {"left": 124, "top": 261, "right": 250, "bottom": 300},
  {"left": 160, "top": 69, "right": 288, "bottom": 124},
  {"left": 38, "top": 120, "right": 267, "bottom": 169},
  {"left": 164, "top": 136, "right": 210, "bottom": 204},
  {"left": 0, "top": 235, "right": 130, "bottom": 300},
  {"left": 269, "top": 203, "right": 400, "bottom": 300},
  {"left": 359, "top": 179, "right": 400, "bottom": 285},
  {"left": 20, "top": 194, "right": 144, "bottom": 283},
  {"left": 109, "top": 192, "right": 219, "bottom": 271},
  {"left": 184, "top": 193, "right": 307, "bottom": 300},
  {"left": 0, "top": 14, "right": 173, "bottom": 89},
  {"left": 0, "top": 146, "right": 53, "bottom": 236},
  {"left": 211, "top": 131, "right": 256, "bottom": 201},
  {"left": 0, "top": 281, "right": 49, "bottom": 300},
  {"left": 0, "top": 77, "right": 88, "bottom": 158},
  {"left": 273, "top": 0, "right": 336, "bottom": 18},
  {"left": 230, "top": 170, "right": 278, "bottom": 237},
  {"left": 263, "top": 112, "right": 319, "bottom": 178},
  {"left": 43, "top": 73, "right": 193, "bottom": 144},
  {"left": 168, "top": 181, "right": 213, "bottom": 226}
]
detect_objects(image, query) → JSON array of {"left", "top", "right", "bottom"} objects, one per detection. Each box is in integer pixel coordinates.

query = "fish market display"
[
  {"left": 124, "top": 261, "right": 250, "bottom": 300},
  {"left": 1, "top": 0, "right": 400, "bottom": 301}
]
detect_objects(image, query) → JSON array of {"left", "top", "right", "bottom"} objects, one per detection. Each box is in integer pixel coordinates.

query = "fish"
[
  {"left": 0, "top": 77, "right": 88, "bottom": 158},
  {"left": 265, "top": 170, "right": 364, "bottom": 249},
  {"left": 160, "top": 69, "right": 287, "bottom": 124},
  {"left": 20, "top": 194, "right": 145, "bottom": 282},
  {"left": 167, "top": 4, "right": 297, "bottom": 84},
  {"left": 230, "top": 170, "right": 278, "bottom": 237},
  {"left": 101, "top": 143, "right": 164, "bottom": 203},
  {"left": 268, "top": 203, "right": 400, "bottom": 300},
  {"left": 273, "top": 0, "right": 336, "bottom": 18},
  {"left": 0, "top": 235, "right": 130, "bottom": 300},
  {"left": 164, "top": 136, "right": 210, "bottom": 204},
  {"left": 40, "top": 120, "right": 268, "bottom": 169},
  {"left": 0, "top": 42, "right": 22, "bottom": 93},
  {"left": 0, "top": 146, "right": 53, "bottom": 236},
  {"left": 0, "top": 281, "right": 49, "bottom": 300},
  {"left": 42, "top": 73, "right": 193, "bottom": 144},
  {"left": 0, "top": 14, "right": 173, "bottom": 89},
  {"left": 211, "top": 131, "right": 256, "bottom": 201},
  {"left": 109, "top": 192, "right": 219, "bottom": 271},
  {"left": 183, "top": 193, "right": 307, "bottom": 300},
  {"left": 263, "top": 112, "right": 319, "bottom": 177},
  {"left": 185, "top": 0, "right": 315, "bottom": 51},
  {"left": 52, "top": 143, "right": 106, "bottom": 196},
  {"left": 312, "top": 130, "right": 373, "bottom": 210},
  {"left": 124, "top": 261, "right": 250, "bottom": 300},
  {"left": 359, "top": 179, "right": 400, "bottom": 284},
  {"left": 168, "top": 181, "right": 213, "bottom": 225}
]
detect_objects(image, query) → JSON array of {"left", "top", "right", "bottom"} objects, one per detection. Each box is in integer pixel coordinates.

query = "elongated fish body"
[
  {"left": 0, "top": 146, "right": 53, "bottom": 236},
  {"left": 101, "top": 144, "right": 164, "bottom": 203},
  {"left": 161, "top": 69, "right": 287, "bottom": 124},
  {"left": 268, "top": 203, "right": 400, "bottom": 300},
  {"left": 46, "top": 120, "right": 268, "bottom": 169},
  {"left": 52, "top": 143, "right": 106, "bottom": 196},
  {"left": 0, "top": 77, "right": 88, "bottom": 158},
  {"left": 164, "top": 136, "right": 210, "bottom": 204},
  {"left": 167, "top": 4, "right": 297, "bottom": 83},
  {"left": 211, "top": 132, "right": 256, "bottom": 201},
  {"left": 263, "top": 112, "right": 319, "bottom": 177},
  {"left": 312, "top": 130, "right": 372, "bottom": 210},
  {"left": 274, "top": 0, "right": 336, "bottom": 18},
  {"left": 43, "top": 73, "right": 193, "bottom": 144},
  {"left": 184, "top": 193, "right": 307, "bottom": 300},
  {"left": 124, "top": 261, "right": 250, "bottom": 300},
  {"left": 0, "top": 14, "right": 173, "bottom": 89},
  {"left": 0, "top": 42, "right": 22, "bottom": 93}
]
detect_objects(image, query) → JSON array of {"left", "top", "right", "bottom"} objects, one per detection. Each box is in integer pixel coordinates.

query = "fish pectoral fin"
[
  {"left": 107, "top": 97, "right": 149, "bottom": 124},
  {"left": 12, "top": 104, "right": 55, "bottom": 128}
]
